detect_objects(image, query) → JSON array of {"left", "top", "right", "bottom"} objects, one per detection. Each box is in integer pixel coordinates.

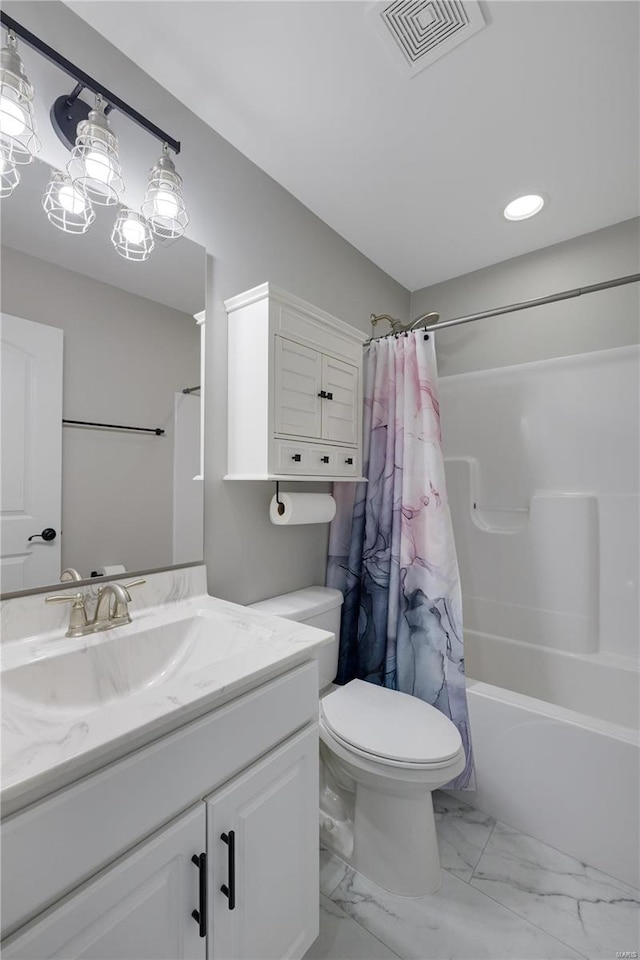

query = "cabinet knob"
[
  {"left": 326, "top": 392, "right": 333, "bottom": 400},
  {"left": 317, "top": 390, "right": 327, "bottom": 399},
  {"left": 291, "top": 453, "right": 302, "bottom": 462},
  {"left": 345, "top": 457, "right": 354, "bottom": 465},
  {"left": 321, "top": 456, "right": 330, "bottom": 464}
]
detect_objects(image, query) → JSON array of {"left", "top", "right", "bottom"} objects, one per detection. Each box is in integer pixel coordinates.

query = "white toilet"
[{"left": 249, "top": 586, "right": 466, "bottom": 896}]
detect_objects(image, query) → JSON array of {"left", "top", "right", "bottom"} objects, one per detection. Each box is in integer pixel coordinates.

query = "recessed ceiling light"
[{"left": 503, "top": 194, "right": 545, "bottom": 221}]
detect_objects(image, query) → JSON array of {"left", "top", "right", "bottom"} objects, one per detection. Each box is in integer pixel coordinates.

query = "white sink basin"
[{"left": 2, "top": 614, "right": 264, "bottom": 713}]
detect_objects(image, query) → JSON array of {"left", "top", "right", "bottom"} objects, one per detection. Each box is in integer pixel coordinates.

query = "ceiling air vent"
[{"left": 370, "top": 0, "right": 486, "bottom": 77}]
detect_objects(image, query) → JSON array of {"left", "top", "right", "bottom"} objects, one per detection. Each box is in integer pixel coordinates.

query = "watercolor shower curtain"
[{"left": 327, "top": 331, "right": 474, "bottom": 790}]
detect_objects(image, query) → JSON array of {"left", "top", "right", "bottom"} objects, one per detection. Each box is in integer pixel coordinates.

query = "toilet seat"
[{"left": 320, "top": 679, "right": 463, "bottom": 766}]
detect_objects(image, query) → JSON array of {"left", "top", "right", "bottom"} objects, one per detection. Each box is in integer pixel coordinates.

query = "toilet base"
[{"left": 351, "top": 783, "right": 441, "bottom": 896}]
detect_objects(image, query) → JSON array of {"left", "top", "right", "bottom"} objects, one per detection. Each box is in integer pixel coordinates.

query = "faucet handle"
[
  {"left": 45, "top": 592, "right": 88, "bottom": 637},
  {"left": 45, "top": 592, "right": 84, "bottom": 605},
  {"left": 123, "top": 579, "right": 146, "bottom": 590},
  {"left": 109, "top": 580, "right": 145, "bottom": 621}
]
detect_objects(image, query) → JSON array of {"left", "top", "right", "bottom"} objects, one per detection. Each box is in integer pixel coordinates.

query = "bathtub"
[{"left": 449, "top": 629, "right": 639, "bottom": 890}]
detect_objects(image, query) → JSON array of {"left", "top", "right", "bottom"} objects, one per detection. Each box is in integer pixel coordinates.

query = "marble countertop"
[{"left": 1, "top": 573, "right": 331, "bottom": 816}]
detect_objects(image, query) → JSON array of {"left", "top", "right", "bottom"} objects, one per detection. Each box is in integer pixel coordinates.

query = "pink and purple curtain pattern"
[{"left": 327, "top": 331, "right": 474, "bottom": 789}]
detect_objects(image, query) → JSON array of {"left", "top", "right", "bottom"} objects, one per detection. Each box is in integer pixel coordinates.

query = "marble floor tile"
[
  {"left": 320, "top": 848, "right": 351, "bottom": 897},
  {"left": 471, "top": 821, "right": 640, "bottom": 960},
  {"left": 433, "top": 791, "right": 496, "bottom": 882},
  {"left": 304, "top": 895, "right": 400, "bottom": 960},
  {"left": 329, "top": 863, "right": 583, "bottom": 959}
]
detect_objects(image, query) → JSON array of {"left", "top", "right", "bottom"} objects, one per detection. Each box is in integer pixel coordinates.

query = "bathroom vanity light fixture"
[
  {"left": 111, "top": 208, "right": 155, "bottom": 261},
  {"left": 0, "top": 11, "right": 188, "bottom": 263},
  {"left": 67, "top": 95, "right": 125, "bottom": 206},
  {"left": 0, "top": 30, "right": 41, "bottom": 166},
  {"left": 503, "top": 194, "right": 545, "bottom": 221},
  {"left": 42, "top": 169, "right": 96, "bottom": 234},
  {"left": 142, "top": 143, "right": 189, "bottom": 239}
]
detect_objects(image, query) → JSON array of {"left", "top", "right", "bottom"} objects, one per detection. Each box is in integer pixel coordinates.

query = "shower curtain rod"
[{"left": 368, "top": 272, "right": 640, "bottom": 341}]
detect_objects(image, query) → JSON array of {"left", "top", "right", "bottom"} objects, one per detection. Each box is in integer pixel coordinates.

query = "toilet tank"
[{"left": 248, "top": 586, "right": 343, "bottom": 689}]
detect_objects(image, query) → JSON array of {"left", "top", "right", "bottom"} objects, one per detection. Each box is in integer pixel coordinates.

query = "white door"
[
  {"left": 1, "top": 313, "right": 63, "bottom": 592},
  {"left": 2, "top": 805, "right": 207, "bottom": 960},
  {"left": 321, "top": 355, "right": 358, "bottom": 445},
  {"left": 274, "top": 337, "right": 322, "bottom": 439},
  {"left": 206, "top": 726, "right": 319, "bottom": 960}
]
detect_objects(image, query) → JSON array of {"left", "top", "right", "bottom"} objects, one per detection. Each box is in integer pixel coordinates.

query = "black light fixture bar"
[{"left": 0, "top": 10, "right": 181, "bottom": 154}]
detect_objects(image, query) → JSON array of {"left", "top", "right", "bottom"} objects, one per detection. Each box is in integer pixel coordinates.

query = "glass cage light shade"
[
  {"left": 111, "top": 209, "right": 155, "bottom": 261},
  {"left": 67, "top": 99, "right": 124, "bottom": 206},
  {"left": 42, "top": 170, "right": 96, "bottom": 234},
  {"left": 141, "top": 148, "right": 189, "bottom": 240},
  {"left": 0, "top": 154, "right": 20, "bottom": 198},
  {"left": 0, "top": 32, "right": 41, "bottom": 165}
]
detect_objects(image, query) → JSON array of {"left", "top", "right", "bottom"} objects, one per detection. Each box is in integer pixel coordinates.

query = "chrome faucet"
[
  {"left": 60, "top": 568, "right": 83, "bottom": 582},
  {"left": 45, "top": 580, "right": 146, "bottom": 637}
]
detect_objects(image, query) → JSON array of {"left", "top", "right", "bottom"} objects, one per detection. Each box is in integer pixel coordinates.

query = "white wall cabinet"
[
  {"left": 226, "top": 283, "right": 367, "bottom": 480},
  {"left": 1, "top": 663, "right": 319, "bottom": 960}
]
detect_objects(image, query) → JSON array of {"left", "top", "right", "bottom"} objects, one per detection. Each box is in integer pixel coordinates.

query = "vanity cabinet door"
[
  {"left": 206, "top": 724, "right": 319, "bottom": 960},
  {"left": 2, "top": 805, "right": 206, "bottom": 960}
]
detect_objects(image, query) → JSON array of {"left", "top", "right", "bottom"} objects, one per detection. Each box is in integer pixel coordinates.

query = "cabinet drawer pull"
[
  {"left": 220, "top": 830, "right": 236, "bottom": 910},
  {"left": 191, "top": 852, "right": 207, "bottom": 937},
  {"left": 291, "top": 453, "right": 302, "bottom": 462},
  {"left": 321, "top": 456, "right": 330, "bottom": 464},
  {"left": 345, "top": 457, "right": 354, "bottom": 465}
]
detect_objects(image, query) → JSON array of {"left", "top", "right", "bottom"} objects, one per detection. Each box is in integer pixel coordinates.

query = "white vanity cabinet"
[
  {"left": 2, "top": 805, "right": 207, "bottom": 960},
  {"left": 225, "top": 283, "right": 368, "bottom": 480},
  {"left": 1, "top": 662, "right": 319, "bottom": 960}
]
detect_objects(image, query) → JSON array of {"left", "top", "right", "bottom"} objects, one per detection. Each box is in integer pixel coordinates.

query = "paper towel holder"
[{"left": 275, "top": 481, "right": 285, "bottom": 516}]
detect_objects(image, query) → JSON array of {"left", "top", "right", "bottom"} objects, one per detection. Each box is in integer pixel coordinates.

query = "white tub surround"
[
  {"left": 440, "top": 345, "right": 639, "bottom": 666},
  {"left": 437, "top": 345, "right": 640, "bottom": 891}
]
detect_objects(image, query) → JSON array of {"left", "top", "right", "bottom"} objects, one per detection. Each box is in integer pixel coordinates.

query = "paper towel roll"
[
  {"left": 98, "top": 564, "right": 126, "bottom": 576},
  {"left": 269, "top": 493, "right": 336, "bottom": 526}
]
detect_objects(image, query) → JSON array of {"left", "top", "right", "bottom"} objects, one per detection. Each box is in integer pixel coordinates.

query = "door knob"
[{"left": 28, "top": 527, "right": 57, "bottom": 542}]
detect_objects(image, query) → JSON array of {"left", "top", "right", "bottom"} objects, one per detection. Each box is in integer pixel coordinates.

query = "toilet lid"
[{"left": 320, "top": 679, "right": 462, "bottom": 764}]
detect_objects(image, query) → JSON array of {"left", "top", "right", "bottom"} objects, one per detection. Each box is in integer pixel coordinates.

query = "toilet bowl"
[{"left": 249, "top": 586, "right": 466, "bottom": 896}]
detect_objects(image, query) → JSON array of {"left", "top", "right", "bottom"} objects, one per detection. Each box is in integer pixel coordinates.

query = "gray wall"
[
  {"left": 411, "top": 218, "right": 639, "bottom": 376},
  {"left": 0, "top": 246, "right": 200, "bottom": 579},
  {"left": 4, "top": 2, "right": 409, "bottom": 606}
]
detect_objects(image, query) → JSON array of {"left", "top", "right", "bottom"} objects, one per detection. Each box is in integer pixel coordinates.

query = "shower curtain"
[{"left": 327, "top": 331, "right": 474, "bottom": 790}]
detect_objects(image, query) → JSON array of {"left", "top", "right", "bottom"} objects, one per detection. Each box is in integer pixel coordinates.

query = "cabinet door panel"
[
  {"left": 207, "top": 725, "right": 319, "bottom": 960},
  {"left": 2, "top": 806, "right": 206, "bottom": 960},
  {"left": 321, "top": 356, "right": 358, "bottom": 444},
  {"left": 274, "top": 337, "right": 322, "bottom": 439}
]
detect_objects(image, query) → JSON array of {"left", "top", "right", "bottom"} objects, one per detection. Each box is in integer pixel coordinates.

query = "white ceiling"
[{"left": 61, "top": 1, "right": 640, "bottom": 290}]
